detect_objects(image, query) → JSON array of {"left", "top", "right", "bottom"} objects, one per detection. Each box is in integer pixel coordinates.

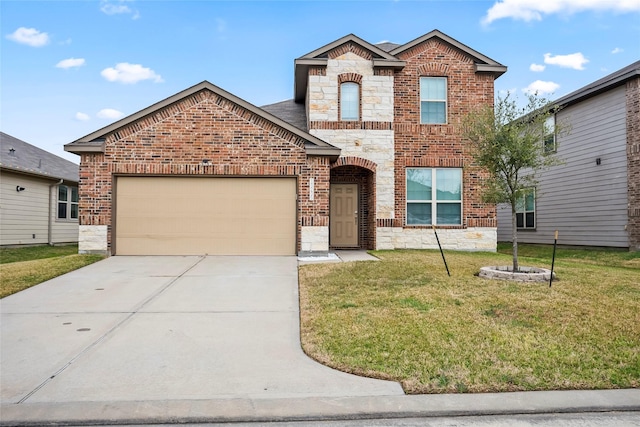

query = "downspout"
[{"left": 48, "top": 179, "right": 64, "bottom": 246}]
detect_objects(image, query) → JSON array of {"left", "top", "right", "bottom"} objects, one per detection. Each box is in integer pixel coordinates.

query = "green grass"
[
  {"left": 299, "top": 245, "right": 640, "bottom": 394},
  {"left": 0, "top": 245, "right": 104, "bottom": 298},
  {"left": 0, "top": 244, "right": 80, "bottom": 264}
]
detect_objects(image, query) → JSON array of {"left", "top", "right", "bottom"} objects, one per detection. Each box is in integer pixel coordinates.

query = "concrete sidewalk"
[{"left": 2, "top": 389, "right": 638, "bottom": 425}]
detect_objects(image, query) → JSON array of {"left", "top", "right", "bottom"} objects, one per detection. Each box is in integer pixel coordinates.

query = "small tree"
[{"left": 462, "top": 93, "right": 564, "bottom": 272}]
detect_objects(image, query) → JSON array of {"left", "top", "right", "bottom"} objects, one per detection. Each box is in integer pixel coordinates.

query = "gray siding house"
[
  {"left": 497, "top": 61, "right": 640, "bottom": 250},
  {"left": 0, "top": 132, "right": 79, "bottom": 246}
]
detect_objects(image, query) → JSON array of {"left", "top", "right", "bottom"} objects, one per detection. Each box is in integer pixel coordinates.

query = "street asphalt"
[{"left": 1, "top": 254, "right": 638, "bottom": 426}]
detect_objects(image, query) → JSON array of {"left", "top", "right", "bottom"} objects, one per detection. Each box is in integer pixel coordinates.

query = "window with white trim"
[
  {"left": 516, "top": 188, "right": 535, "bottom": 229},
  {"left": 420, "top": 77, "right": 447, "bottom": 124},
  {"left": 340, "top": 82, "right": 359, "bottom": 121},
  {"left": 543, "top": 115, "right": 556, "bottom": 154},
  {"left": 58, "top": 185, "right": 78, "bottom": 220},
  {"left": 406, "top": 168, "right": 462, "bottom": 225}
]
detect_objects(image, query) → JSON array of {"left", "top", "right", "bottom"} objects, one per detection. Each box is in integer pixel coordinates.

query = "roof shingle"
[{"left": 0, "top": 132, "right": 79, "bottom": 182}]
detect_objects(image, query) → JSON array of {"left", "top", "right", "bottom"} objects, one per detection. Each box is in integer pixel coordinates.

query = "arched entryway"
[{"left": 330, "top": 157, "right": 376, "bottom": 250}]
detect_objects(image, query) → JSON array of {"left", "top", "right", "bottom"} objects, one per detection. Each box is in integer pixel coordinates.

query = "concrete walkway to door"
[{"left": 0, "top": 256, "right": 402, "bottom": 407}]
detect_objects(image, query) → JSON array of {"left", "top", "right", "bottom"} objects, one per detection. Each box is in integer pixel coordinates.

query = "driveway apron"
[{"left": 0, "top": 256, "right": 403, "bottom": 404}]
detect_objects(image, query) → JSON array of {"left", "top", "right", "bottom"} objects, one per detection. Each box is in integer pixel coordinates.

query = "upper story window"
[
  {"left": 543, "top": 115, "right": 556, "bottom": 154},
  {"left": 420, "top": 77, "right": 447, "bottom": 124},
  {"left": 58, "top": 185, "right": 78, "bottom": 220},
  {"left": 516, "top": 188, "right": 536, "bottom": 229},
  {"left": 340, "top": 82, "right": 359, "bottom": 121},
  {"left": 406, "top": 168, "right": 462, "bottom": 226}
]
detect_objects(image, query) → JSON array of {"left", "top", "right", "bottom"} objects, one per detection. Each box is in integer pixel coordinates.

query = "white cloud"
[
  {"left": 523, "top": 80, "right": 560, "bottom": 95},
  {"left": 544, "top": 52, "right": 589, "bottom": 70},
  {"left": 611, "top": 47, "right": 624, "bottom": 54},
  {"left": 6, "top": 27, "right": 50, "bottom": 47},
  {"left": 75, "top": 112, "right": 90, "bottom": 121},
  {"left": 56, "top": 58, "right": 86, "bottom": 69},
  {"left": 100, "top": 0, "right": 139, "bottom": 19},
  {"left": 482, "top": 0, "right": 640, "bottom": 25},
  {"left": 97, "top": 108, "right": 124, "bottom": 119},
  {"left": 101, "top": 62, "right": 163, "bottom": 84},
  {"left": 530, "top": 63, "right": 546, "bottom": 72}
]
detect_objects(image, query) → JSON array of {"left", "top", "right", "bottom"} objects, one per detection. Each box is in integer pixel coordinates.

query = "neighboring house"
[
  {"left": 64, "top": 29, "right": 506, "bottom": 256},
  {"left": 0, "top": 132, "right": 79, "bottom": 246},
  {"left": 497, "top": 61, "right": 640, "bottom": 251}
]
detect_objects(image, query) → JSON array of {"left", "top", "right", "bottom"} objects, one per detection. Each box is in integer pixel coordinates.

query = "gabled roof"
[
  {"left": 294, "top": 30, "right": 506, "bottom": 102},
  {"left": 554, "top": 60, "right": 640, "bottom": 107},
  {"left": 389, "top": 29, "right": 507, "bottom": 77},
  {"left": 294, "top": 33, "right": 406, "bottom": 102},
  {"left": 64, "top": 81, "right": 340, "bottom": 159},
  {"left": 0, "top": 132, "right": 78, "bottom": 182}
]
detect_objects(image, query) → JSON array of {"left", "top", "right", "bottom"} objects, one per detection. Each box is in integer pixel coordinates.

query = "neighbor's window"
[
  {"left": 58, "top": 185, "right": 78, "bottom": 220},
  {"left": 516, "top": 188, "right": 535, "bottom": 229},
  {"left": 406, "top": 168, "right": 462, "bottom": 225},
  {"left": 340, "top": 82, "right": 359, "bottom": 121},
  {"left": 543, "top": 115, "right": 556, "bottom": 154},
  {"left": 420, "top": 77, "right": 447, "bottom": 124}
]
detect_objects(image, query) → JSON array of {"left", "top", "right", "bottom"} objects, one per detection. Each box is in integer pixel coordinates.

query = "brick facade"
[
  {"left": 69, "top": 30, "right": 505, "bottom": 255},
  {"left": 393, "top": 39, "right": 496, "bottom": 230},
  {"left": 307, "top": 35, "right": 498, "bottom": 251},
  {"left": 627, "top": 77, "right": 640, "bottom": 251},
  {"left": 78, "top": 89, "right": 331, "bottom": 254}
]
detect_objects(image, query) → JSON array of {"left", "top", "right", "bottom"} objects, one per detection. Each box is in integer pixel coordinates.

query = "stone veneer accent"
[
  {"left": 312, "top": 129, "right": 394, "bottom": 219},
  {"left": 627, "top": 77, "right": 640, "bottom": 251},
  {"left": 78, "top": 225, "right": 109, "bottom": 254},
  {"left": 308, "top": 51, "right": 394, "bottom": 123},
  {"left": 376, "top": 227, "right": 497, "bottom": 252},
  {"left": 300, "top": 226, "right": 329, "bottom": 255}
]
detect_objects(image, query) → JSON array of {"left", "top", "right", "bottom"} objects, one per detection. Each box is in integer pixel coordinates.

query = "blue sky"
[{"left": 2, "top": 0, "right": 639, "bottom": 163}]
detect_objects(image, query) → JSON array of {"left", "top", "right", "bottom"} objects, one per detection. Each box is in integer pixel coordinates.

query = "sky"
[{"left": 1, "top": 0, "right": 639, "bottom": 164}]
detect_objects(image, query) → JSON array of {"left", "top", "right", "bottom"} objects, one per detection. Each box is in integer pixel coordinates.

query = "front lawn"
[
  {"left": 0, "top": 245, "right": 104, "bottom": 298},
  {"left": 299, "top": 246, "right": 640, "bottom": 394}
]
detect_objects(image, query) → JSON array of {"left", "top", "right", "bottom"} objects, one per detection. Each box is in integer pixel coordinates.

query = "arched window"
[{"left": 340, "top": 82, "right": 359, "bottom": 121}]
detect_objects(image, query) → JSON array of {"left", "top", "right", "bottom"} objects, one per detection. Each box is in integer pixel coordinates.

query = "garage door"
[{"left": 115, "top": 177, "right": 296, "bottom": 255}]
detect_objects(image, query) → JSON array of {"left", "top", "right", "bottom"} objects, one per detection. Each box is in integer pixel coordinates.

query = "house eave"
[
  {"left": 0, "top": 164, "right": 78, "bottom": 183},
  {"left": 64, "top": 140, "right": 106, "bottom": 154},
  {"left": 304, "top": 144, "right": 341, "bottom": 161},
  {"left": 554, "top": 61, "right": 640, "bottom": 108},
  {"left": 475, "top": 64, "right": 508, "bottom": 77}
]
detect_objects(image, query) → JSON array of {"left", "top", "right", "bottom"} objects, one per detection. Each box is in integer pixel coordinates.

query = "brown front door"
[{"left": 330, "top": 183, "right": 358, "bottom": 247}]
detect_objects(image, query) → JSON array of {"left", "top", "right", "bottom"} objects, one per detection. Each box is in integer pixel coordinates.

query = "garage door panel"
[{"left": 116, "top": 177, "right": 296, "bottom": 255}]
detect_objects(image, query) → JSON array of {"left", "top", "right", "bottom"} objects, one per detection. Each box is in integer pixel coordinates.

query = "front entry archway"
[{"left": 330, "top": 161, "right": 376, "bottom": 250}]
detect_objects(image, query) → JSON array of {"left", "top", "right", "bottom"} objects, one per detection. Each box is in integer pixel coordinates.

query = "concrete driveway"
[{"left": 0, "top": 256, "right": 403, "bottom": 404}]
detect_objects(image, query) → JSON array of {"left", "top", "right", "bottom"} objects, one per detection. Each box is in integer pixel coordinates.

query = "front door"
[{"left": 330, "top": 184, "right": 358, "bottom": 247}]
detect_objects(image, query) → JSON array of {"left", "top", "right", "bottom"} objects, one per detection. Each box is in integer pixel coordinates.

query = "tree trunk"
[{"left": 511, "top": 202, "right": 519, "bottom": 272}]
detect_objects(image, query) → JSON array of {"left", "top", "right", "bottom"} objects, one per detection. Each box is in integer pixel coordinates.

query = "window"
[
  {"left": 516, "top": 188, "right": 535, "bottom": 229},
  {"left": 340, "top": 82, "right": 359, "bottom": 121},
  {"left": 58, "top": 185, "right": 78, "bottom": 220},
  {"left": 406, "top": 168, "right": 462, "bottom": 225},
  {"left": 420, "top": 77, "right": 447, "bottom": 124},
  {"left": 543, "top": 115, "right": 556, "bottom": 153}
]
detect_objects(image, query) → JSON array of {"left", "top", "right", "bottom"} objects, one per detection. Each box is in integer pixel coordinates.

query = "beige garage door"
[{"left": 115, "top": 177, "right": 297, "bottom": 255}]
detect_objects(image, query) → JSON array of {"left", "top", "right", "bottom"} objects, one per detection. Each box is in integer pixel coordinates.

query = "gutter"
[{"left": 48, "top": 179, "right": 63, "bottom": 246}]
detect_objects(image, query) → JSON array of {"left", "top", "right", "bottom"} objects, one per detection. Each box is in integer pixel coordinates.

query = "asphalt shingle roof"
[
  {"left": 0, "top": 132, "right": 79, "bottom": 182},
  {"left": 261, "top": 99, "right": 308, "bottom": 132}
]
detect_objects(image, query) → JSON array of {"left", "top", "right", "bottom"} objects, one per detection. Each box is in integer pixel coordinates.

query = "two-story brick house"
[{"left": 65, "top": 29, "right": 506, "bottom": 256}]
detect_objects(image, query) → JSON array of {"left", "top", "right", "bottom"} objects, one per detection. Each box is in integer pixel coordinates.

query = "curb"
[{"left": 1, "top": 389, "right": 639, "bottom": 426}]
